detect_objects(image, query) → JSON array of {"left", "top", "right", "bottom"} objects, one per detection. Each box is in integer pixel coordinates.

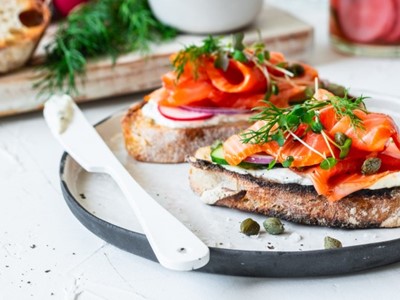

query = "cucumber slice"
[
  {"left": 210, "top": 144, "right": 269, "bottom": 169},
  {"left": 210, "top": 145, "right": 228, "bottom": 165}
]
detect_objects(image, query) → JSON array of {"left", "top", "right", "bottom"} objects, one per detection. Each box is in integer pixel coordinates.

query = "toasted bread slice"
[
  {"left": 122, "top": 101, "right": 251, "bottom": 163},
  {"left": 0, "top": 0, "right": 51, "bottom": 73},
  {"left": 188, "top": 147, "right": 400, "bottom": 229}
]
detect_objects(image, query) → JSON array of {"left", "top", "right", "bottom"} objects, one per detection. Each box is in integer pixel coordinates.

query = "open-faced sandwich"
[
  {"left": 122, "top": 34, "right": 331, "bottom": 163},
  {"left": 0, "top": 0, "right": 50, "bottom": 73},
  {"left": 188, "top": 88, "right": 400, "bottom": 228}
]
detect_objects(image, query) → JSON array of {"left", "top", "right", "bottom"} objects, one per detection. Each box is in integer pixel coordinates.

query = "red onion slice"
[
  {"left": 243, "top": 153, "right": 274, "bottom": 164},
  {"left": 180, "top": 105, "right": 253, "bottom": 115},
  {"left": 158, "top": 105, "right": 214, "bottom": 121}
]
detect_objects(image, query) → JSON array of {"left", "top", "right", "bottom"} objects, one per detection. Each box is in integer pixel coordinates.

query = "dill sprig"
[
  {"left": 330, "top": 91, "right": 368, "bottom": 131},
  {"left": 172, "top": 33, "right": 264, "bottom": 80},
  {"left": 172, "top": 35, "right": 222, "bottom": 80},
  {"left": 35, "top": 0, "right": 177, "bottom": 95},
  {"left": 241, "top": 93, "right": 367, "bottom": 169},
  {"left": 241, "top": 100, "right": 326, "bottom": 145}
]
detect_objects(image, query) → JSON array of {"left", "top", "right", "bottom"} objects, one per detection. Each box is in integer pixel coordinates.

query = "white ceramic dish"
[
  {"left": 148, "top": 0, "right": 264, "bottom": 34},
  {"left": 60, "top": 91, "right": 400, "bottom": 276}
]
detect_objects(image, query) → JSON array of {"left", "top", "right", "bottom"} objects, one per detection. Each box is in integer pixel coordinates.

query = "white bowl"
[{"left": 148, "top": 0, "right": 264, "bottom": 34}]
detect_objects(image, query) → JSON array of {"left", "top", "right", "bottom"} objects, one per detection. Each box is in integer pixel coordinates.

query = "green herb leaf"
[
  {"left": 291, "top": 105, "right": 307, "bottom": 117},
  {"left": 320, "top": 157, "right": 337, "bottom": 170},
  {"left": 271, "top": 83, "right": 279, "bottom": 95},
  {"left": 264, "top": 89, "right": 272, "bottom": 101},
  {"left": 232, "top": 32, "right": 245, "bottom": 51},
  {"left": 310, "top": 118, "right": 323, "bottom": 133},
  {"left": 272, "top": 130, "right": 285, "bottom": 147},
  {"left": 256, "top": 52, "right": 265, "bottom": 63},
  {"left": 286, "top": 114, "right": 300, "bottom": 127},
  {"left": 214, "top": 51, "right": 229, "bottom": 71},
  {"left": 282, "top": 156, "right": 294, "bottom": 168},
  {"left": 267, "top": 159, "right": 277, "bottom": 170},
  {"left": 232, "top": 50, "right": 248, "bottom": 62},
  {"left": 301, "top": 111, "right": 315, "bottom": 123},
  {"left": 339, "top": 138, "right": 352, "bottom": 159}
]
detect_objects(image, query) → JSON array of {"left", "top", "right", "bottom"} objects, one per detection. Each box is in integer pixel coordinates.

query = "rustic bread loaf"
[
  {"left": 188, "top": 147, "right": 400, "bottom": 229},
  {"left": 0, "top": 0, "right": 50, "bottom": 73},
  {"left": 121, "top": 101, "right": 251, "bottom": 163}
]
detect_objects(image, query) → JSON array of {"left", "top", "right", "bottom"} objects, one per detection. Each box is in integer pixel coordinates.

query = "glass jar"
[{"left": 330, "top": 0, "right": 400, "bottom": 57}]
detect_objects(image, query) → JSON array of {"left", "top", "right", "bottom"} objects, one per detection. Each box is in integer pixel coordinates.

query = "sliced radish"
[
  {"left": 385, "top": 0, "right": 400, "bottom": 43},
  {"left": 243, "top": 153, "right": 275, "bottom": 164},
  {"left": 158, "top": 105, "right": 214, "bottom": 121},
  {"left": 337, "top": 0, "right": 396, "bottom": 43},
  {"left": 180, "top": 105, "right": 253, "bottom": 115}
]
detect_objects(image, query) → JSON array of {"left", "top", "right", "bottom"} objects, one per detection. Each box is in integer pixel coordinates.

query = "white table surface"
[{"left": 2, "top": 1, "right": 400, "bottom": 299}]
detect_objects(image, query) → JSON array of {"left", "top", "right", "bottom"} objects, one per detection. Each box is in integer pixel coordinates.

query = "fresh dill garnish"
[
  {"left": 35, "top": 0, "right": 177, "bottom": 95},
  {"left": 241, "top": 100, "right": 326, "bottom": 145},
  {"left": 241, "top": 93, "right": 367, "bottom": 169},
  {"left": 172, "top": 35, "right": 222, "bottom": 80},
  {"left": 330, "top": 91, "right": 368, "bottom": 131},
  {"left": 172, "top": 33, "right": 273, "bottom": 81},
  {"left": 242, "top": 93, "right": 366, "bottom": 145}
]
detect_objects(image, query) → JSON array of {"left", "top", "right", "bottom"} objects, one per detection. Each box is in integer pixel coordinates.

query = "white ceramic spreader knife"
[{"left": 43, "top": 95, "right": 210, "bottom": 271}]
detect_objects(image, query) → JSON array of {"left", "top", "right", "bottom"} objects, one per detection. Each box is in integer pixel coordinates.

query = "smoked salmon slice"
[
  {"left": 275, "top": 131, "right": 336, "bottom": 167},
  {"left": 223, "top": 121, "right": 269, "bottom": 166},
  {"left": 206, "top": 60, "right": 267, "bottom": 93},
  {"left": 147, "top": 39, "right": 319, "bottom": 110},
  {"left": 321, "top": 171, "right": 391, "bottom": 202},
  {"left": 222, "top": 88, "right": 400, "bottom": 201},
  {"left": 327, "top": 110, "right": 399, "bottom": 152}
]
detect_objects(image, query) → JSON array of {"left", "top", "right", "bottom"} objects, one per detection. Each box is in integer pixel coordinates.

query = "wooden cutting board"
[{"left": 0, "top": 5, "right": 313, "bottom": 117}]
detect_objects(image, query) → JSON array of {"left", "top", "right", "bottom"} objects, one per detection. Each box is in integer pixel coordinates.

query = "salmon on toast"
[
  {"left": 122, "top": 34, "right": 345, "bottom": 163},
  {"left": 188, "top": 88, "right": 400, "bottom": 228}
]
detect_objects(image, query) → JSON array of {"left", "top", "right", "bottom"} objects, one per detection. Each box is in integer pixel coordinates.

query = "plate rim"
[{"left": 59, "top": 107, "right": 400, "bottom": 277}]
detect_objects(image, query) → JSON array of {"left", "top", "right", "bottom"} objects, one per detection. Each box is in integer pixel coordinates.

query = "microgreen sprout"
[{"left": 241, "top": 93, "right": 367, "bottom": 169}]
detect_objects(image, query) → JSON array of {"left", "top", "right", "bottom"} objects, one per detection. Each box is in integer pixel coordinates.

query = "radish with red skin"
[
  {"left": 158, "top": 105, "right": 214, "bottom": 121},
  {"left": 384, "top": 0, "right": 400, "bottom": 43},
  {"left": 180, "top": 105, "right": 252, "bottom": 115},
  {"left": 337, "top": 0, "right": 396, "bottom": 43},
  {"left": 53, "top": 0, "right": 88, "bottom": 16},
  {"left": 243, "top": 154, "right": 275, "bottom": 164}
]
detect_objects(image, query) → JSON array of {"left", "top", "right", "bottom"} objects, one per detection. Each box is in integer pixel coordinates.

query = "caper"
[
  {"left": 287, "top": 64, "right": 305, "bottom": 77},
  {"left": 263, "top": 217, "right": 285, "bottom": 235},
  {"left": 324, "top": 236, "right": 342, "bottom": 249},
  {"left": 240, "top": 218, "right": 260, "bottom": 236},
  {"left": 334, "top": 132, "right": 348, "bottom": 146},
  {"left": 361, "top": 157, "right": 381, "bottom": 175}
]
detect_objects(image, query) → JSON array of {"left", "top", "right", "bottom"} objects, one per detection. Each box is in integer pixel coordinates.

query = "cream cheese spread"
[
  {"left": 141, "top": 100, "right": 252, "bottom": 128},
  {"left": 44, "top": 94, "right": 74, "bottom": 134},
  {"left": 220, "top": 164, "right": 400, "bottom": 190}
]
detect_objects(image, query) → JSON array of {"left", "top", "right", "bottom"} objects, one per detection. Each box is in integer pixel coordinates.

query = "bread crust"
[
  {"left": 188, "top": 147, "right": 400, "bottom": 228},
  {"left": 121, "top": 101, "right": 251, "bottom": 163},
  {"left": 0, "top": 0, "right": 51, "bottom": 73}
]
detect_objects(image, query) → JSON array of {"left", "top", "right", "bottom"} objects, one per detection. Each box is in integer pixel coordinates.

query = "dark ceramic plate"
[{"left": 60, "top": 94, "right": 400, "bottom": 277}]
